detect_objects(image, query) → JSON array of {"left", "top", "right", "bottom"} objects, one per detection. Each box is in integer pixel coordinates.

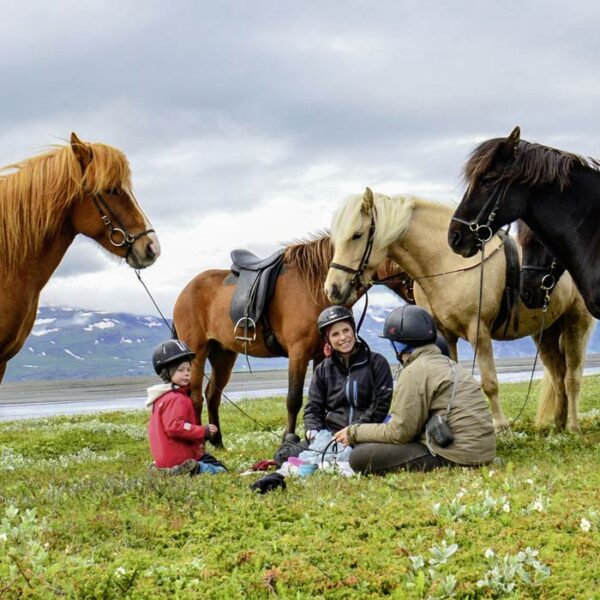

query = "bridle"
[
  {"left": 451, "top": 141, "right": 521, "bottom": 246},
  {"left": 521, "top": 257, "right": 559, "bottom": 311},
  {"left": 90, "top": 190, "right": 155, "bottom": 259},
  {"left": 329, "top": 207, "right": 377, "bottom": 291},
  {"left": 451, "top": 179, "right": 508, "bottom": 246}
]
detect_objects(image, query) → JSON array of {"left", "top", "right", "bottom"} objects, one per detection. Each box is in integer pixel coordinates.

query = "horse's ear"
[
  {"left": 507, "top": 126, "right": 521, "bottom": 145},
  {"left": 70, "top": 132, "right": 93, "bottom": 171},
  {"left": 361, "top": 187, "right": 374, "bottom": 214}
]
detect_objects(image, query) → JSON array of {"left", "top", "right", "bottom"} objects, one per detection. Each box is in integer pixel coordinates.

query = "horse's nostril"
[
  {"left": 330, "top": 283, "right": 340, "bottom": 300},
  {"left": 451, "top": 230, "right": 461, "bottom": 248},
  {"left": 146, "top": 242, "right": 158, "bottom": 258}
]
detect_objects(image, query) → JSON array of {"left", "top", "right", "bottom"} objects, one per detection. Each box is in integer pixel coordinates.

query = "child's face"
[{"left": 171, "top": 361, "right": 192, "bottom": 387}]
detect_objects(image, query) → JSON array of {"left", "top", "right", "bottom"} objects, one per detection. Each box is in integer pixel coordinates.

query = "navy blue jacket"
[{"left": 303, "top": 342, "right": 393, "bottom": 433}]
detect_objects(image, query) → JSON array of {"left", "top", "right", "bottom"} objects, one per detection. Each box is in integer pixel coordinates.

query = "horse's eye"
[
  {"left": 351, "top": 233, "right": 363, "bottom": 241},
  {"left": 106, "top": 188, "right": 120, "bottom": 196}
]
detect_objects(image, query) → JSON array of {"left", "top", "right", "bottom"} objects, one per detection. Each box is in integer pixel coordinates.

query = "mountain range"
[{"left": 3, "top": 304, "right": 598, "bottom": 382}]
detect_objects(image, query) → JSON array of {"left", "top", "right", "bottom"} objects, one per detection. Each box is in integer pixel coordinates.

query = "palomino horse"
[
  {"left": 0, "top": 133, "right": 160, "bottom": 384},
  {"left": 448, "top": 126, "right": 600, "bottom": 318},
  {"left": 325, "top": 189, "right": 593, "bottom": 432},
  {"left": 172, "top": 233, "right": 411, "bottom": 447},
  {"left": 517, "top": 220, "right": 566, "bottom": 310}
]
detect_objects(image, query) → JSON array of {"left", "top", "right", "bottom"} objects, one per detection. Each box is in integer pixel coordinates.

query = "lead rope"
[
  {"left": 471, "top": 242, "right": 486, "bottom": 376},
  {"left": 502, "top": 293, "right": 549, "bottom": 431}
]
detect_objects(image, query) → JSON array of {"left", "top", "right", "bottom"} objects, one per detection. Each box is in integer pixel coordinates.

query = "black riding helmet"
[
  {"left": 380, "top": 305, "right": 437, "bottom": 346},
  {"left": 316, "top": 306, "right": 356, "bottom": 336},
  {"left": 152, "top": 339, "right": 196, "bottom": 376}
]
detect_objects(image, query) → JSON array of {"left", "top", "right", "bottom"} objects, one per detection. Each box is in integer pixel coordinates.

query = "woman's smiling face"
[{"left": 326, "top": 320, "right": 356, "bottom": 355}]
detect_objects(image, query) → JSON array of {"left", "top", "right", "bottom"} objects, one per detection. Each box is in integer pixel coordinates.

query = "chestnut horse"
[
  {"left": 173, "top": 233, "right": 410, "bottom": 447},
  {"left": 0, "top": 133, "right": 160, "bottom": 384},
  {"left": 325, "top": 189, "right": 593, "bottom": 432},
  {"left": 448, "top": 126, "right": 600, "bottom": 317}
]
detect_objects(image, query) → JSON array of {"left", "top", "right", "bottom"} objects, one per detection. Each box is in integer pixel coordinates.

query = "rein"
[{"left": 91, "top": 192, "right": 155, "bottom": 260}]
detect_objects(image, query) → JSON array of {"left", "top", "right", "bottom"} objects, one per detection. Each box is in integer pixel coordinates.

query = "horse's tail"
[{"left": 535, "top": 368, "right": 556, "bottom": 428}]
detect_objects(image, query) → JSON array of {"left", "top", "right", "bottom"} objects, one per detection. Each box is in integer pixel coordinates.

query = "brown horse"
[
  {"left": 172, "top": 233, "right": 410, "bottom": 447},
  {"left": 0, "top": 133, "right": 160, "bottom": 384},
  {"left": 325, "top": 189, "right": 593, "bottom": 432}
]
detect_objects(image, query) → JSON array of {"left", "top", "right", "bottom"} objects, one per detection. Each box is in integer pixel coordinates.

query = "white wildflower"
[
  {"left": 503, "top": 502, "right": 511, "bottom": 513},
  {"left": 485, "top": 548, "right": 495, "bottom": 559},
  {"left": 580, "top": 518, "right": 592, "bottom": 532}
]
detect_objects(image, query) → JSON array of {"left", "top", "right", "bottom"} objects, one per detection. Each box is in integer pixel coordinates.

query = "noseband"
[
  {"left": 329, "top": 208, "right": 377, "bottom": 291},
  {"left": 91, "top": 191, "right": 155, "bottom": 258}
]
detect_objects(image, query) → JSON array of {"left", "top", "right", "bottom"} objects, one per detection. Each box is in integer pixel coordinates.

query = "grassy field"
[{"left": 0, "top": 377, "right": 599, "bottom": 599}]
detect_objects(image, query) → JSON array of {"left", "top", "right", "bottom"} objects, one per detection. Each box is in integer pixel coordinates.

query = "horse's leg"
[
  {"left": 284, "top": 350, "right": 311, "bottom": 438},
  {"left": 558, "top": 309, "right": 592, "bottom": 433},
  {"left": 205, "top": 343, "right": 238, "bottom": 448},
  {"left": 472, "top": 329, "right": 509, "bottom": 430},
  {"left": 444, "top": 331, "right": 459, "bottom": 362},
  {"left": 189, "top": 344, "right": 209, "bottom": 425},
  {"left": 0, "top": 362, "right": 6, "bottom": 385},
  {"left": 532, "top": 324, "right": 567, "bottom": 431}
]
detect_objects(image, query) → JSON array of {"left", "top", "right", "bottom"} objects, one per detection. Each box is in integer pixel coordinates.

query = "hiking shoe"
[
  {"left": 273, "top": 433, "right": 303, "bottom": 466},
  {"left": 149, "top": 458, "right": 198, "bottom": 476}
]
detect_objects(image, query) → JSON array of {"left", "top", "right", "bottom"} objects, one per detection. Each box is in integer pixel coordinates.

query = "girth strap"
[{"left": 491, "top": 233, "right": 521, "bottom": 336}]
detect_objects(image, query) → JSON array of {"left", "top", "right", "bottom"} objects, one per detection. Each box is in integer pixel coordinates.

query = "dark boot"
[{"left": 273, "top": 433, "right": 305, "bottom": 466}]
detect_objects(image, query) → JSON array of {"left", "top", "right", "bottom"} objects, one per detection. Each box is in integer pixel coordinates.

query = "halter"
[
  {"left": 329, "top": 207, "right": 377, "bottom": 291},
  {"left": 91, "top": 191, "right": 155, "bottom": 259},
  {"left": 521, "top": 258, "right": 559, "bottom": 311}
]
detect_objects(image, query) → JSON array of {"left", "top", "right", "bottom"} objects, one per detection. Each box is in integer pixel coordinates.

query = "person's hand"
[
  {"left": 334, "top": 427, "right": 350, "bottom": 447},
  {"left": 208, "top": 424, "right": 218, "bottom": 435}
]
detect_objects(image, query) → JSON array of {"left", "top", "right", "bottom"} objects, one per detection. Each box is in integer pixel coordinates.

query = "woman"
[
  {"left": 334, "top": 305, "right": 496, "bottom": 474},
  {"left": 274, "top": 306, "right": 393, "bottom": 465},
  {"left": 303, "top": 306, "right": 393, "bottom": 439}
]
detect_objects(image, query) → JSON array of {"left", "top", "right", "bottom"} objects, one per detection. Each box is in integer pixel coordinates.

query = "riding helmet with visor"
[
  {"left": 316, "top": 306, "right": 356, "bottom": 337},
  {"left": 152, "top": 339, "right": 196, "bottom": 378}
]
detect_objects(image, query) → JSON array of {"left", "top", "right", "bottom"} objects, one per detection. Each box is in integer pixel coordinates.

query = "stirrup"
[{"left": 234, "top": 317, "right": 257, "bottom": 342}]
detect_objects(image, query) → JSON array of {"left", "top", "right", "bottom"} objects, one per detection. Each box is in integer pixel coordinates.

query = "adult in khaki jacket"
[{"left": 334, "top": 305, "right": 496, "bottom": 474}]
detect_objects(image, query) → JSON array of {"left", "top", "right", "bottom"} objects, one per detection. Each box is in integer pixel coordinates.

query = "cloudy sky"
[{"left": 2, "top": 1, "right": 600, "bottom": 317}]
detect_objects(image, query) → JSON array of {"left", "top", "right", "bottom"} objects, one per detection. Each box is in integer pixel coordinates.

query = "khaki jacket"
[{"left": 347, "top": 344, "right": 496, "bottom": 465}]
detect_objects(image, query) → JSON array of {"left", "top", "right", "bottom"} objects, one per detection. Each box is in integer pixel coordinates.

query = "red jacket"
[{"left": 147, "top": 383, "right": 210, "bottom": 468}]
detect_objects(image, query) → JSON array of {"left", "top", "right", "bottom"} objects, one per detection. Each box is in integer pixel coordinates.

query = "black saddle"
[
  {"left": 229, "top": 248, "right": 286, "bottom": 348},
  {"left": 231, "top": 249, "right": 285, "bottom": 275}
]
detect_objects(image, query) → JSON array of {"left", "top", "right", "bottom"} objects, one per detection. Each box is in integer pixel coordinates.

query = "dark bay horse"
[
  {"left": 172, "top": 233, "right": 410, "bottom": 447},
  {"left": 0, "top": 133, "right": 159, "bottom": 384},
  {"left": 518, "top": 220, "right": 566, "bottom": 310},
  {"left": 325, "top": 189, "right": 593, "bottom": 432},
  {"left": 448, "top": 126, "right": 600, "bottom": 318}
]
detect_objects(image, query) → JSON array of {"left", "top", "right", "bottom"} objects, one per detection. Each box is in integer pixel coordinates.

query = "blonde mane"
[
  {"left": 284, "top": 231, "right": 332, "bottom": 305},
  {"left": 0, "top": 141, "right": 132, "bottom": 271},
  {"left": 331, "top": 192, "right": 417, "bottom": 251}
]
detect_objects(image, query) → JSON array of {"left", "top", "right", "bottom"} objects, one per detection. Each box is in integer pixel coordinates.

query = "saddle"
[
  {"left": 228, "top": 248, "right": 287, "bottom": 355},
  {"left": 491, "top": 232, "right": 521, "bottom": 336}
]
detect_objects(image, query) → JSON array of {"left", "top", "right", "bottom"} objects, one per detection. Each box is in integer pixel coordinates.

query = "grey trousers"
[{"left": 349, "top": 442, "right": 454, "bottom": 475}]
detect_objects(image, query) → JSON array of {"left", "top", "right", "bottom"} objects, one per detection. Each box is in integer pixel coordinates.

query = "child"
[{"left": 147, "top": 339, "right": 227, "bottom": 475}]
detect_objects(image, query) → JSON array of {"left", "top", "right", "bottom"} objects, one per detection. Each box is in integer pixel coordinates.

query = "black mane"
[{"left": 464, "top": 137, "right": 600, "bottom": 192}]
